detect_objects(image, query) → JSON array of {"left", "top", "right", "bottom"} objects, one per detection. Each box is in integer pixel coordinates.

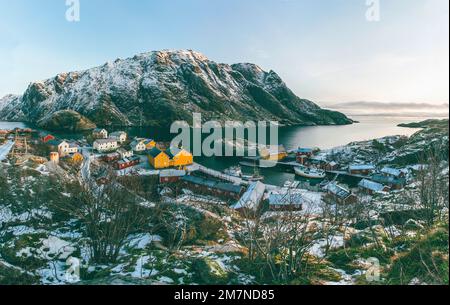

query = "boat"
[
  {"left": 243, "top": 174, "right": 264, "bottom": 182},
  {"left": 241, "top": 163, "right": 264, "bottom": 182},
  {"left": 294, "top": 165, "right": 326, "bottom": 179},
  {"left": 224, "top": 166, "right": 243, "bottom": 178}
]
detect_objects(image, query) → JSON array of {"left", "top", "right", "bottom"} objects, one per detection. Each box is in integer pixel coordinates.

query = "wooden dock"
[{"left": 195, "top": 163, "right": 248, "bottom": 186}]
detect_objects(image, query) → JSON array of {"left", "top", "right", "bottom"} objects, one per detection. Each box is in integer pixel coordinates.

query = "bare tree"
[
  {"left": 239, "top": 195, "right": 317, "bottom": 283},
  {"left": 54, "top": 173, "right": 153, "bottom": 264},
  {"left": 416, "top": 147, "right": 449, "bottom": 227}
]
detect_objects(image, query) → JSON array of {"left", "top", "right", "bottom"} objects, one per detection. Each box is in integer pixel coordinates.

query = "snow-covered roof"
[
  {"left": 131, "top": 140, "right": 146, "bottom": 147},
  {"left": 233, "top": 181, "right": 266, "bottom": 211},
  {"left": 349, "top": 164, "right": 375, "bottom": 171},
  {"left": 47, "top": 139, "right": 66, "bottom": 147},
  {"left": 358, "top": 179, "right": 386, "bottom": 192},
  {"left": 117, "top": 147, "right": 132, "bottom": 153},
  {"left": 181, "top": 175, "right": 243, "bottom": 194},
  {"left": 323, "top": 182, "right": 351, "bottom": 199},
  {"left": 160, "top": 169, "right": 186, "bottom": 178},
  {"left": 110, "top": 131, "right": 126, "bottom": 137},
  {"left": 93, "top": 128, "right": 107, "bottom": 133},
  {"left": 381, "top": 167, "right": 402, "bottom": 177},
  {"left": 269, "top": 192, "right": 303, "bottom": 206},
  {"left": 94, "top": 138, "right": 117, "bottom": 144},
  {"left": 371, "top": 174, "right": 406, "bottom": 186}
]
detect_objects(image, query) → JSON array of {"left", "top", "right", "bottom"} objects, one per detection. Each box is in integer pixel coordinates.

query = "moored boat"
[
  {"left": 294, "top": 165, "right": 326, "bottom": 179},
  {"left": 243, "top": 174, "right": 264, "bottom": 182},
  {"left": 224, "top": 166, "right": 243, "bottom": 178}
]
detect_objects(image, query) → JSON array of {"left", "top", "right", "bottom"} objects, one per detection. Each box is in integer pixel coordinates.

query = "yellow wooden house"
[
  {"left": 167, "top": 147, "right": 194, "bottom": 168},
  {"left": 69, "top": 152, "right": 84, "bottom": 164},
  {"left": 144, "top": 139, "right": 157, "bottom": 150},
  {"left": 148, "top": 147, "right": 171, "bottom": 169},
  {"left": 259, "top": 145, "right": 288, "bottom": 161}
]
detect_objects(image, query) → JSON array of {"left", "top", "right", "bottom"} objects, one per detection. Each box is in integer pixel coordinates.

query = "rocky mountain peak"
[{"left": 0, "top": 50, "right": 353, "bottom": 131}]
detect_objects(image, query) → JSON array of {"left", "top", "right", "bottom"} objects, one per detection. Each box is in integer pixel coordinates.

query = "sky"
[{"left": 0, "top": 0, "right": 448, "bottom": 111}]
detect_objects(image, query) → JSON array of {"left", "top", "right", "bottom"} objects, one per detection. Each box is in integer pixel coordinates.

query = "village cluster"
[
  {"left": 41, "top": 128, "right": 195, "bottom": 171},
  {"left": 0, "top": 127, "right": 413, "bottom": 219}
]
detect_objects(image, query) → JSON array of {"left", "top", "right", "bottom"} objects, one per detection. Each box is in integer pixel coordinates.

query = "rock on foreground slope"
[{"left": 0, "top": 50, "right": 352, "bottom": 131}]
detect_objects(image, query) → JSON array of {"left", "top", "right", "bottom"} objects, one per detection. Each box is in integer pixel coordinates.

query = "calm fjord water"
[{"left": 1, "top": 116, "right": 427, "bottom": 186}]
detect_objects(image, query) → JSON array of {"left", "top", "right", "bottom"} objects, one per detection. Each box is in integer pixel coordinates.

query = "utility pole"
[{"left": 11, "top": 130, "right": 29, "bottom": 162}]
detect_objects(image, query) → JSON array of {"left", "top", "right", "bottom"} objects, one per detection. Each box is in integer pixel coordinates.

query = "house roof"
[
  {"left": 359, "top": 179, "right": 386, "bottom": 192},
  {"left": 381, "top": 167, "right": 402, "bottom": 177},
  {"left": 166, "top": 147, "right": 192, "bottom": 159},
  {"left": 324, "top": 182, "right": 351, "bottom": 199},
  {"left": 106, "top": 152, "right": 120, "bottom": 157},
  {"left": 216, "top": 182, "right": 243, "bottom": 194},
  {"left": 269, "top": 192, "right": 303, "bottom": 206},
  {"left": 117, "top": 156, "right": 140, "bottom": 165},
  {"left": 165, "top": 149, "right": 175, "bottom": 159},
  {"left": 144, "top": 139, "right": 155, "bottom": 145},
  {"left": 160, "top": 169, "right": 186, "bottom": 178},
  {"left": 349, "top": 164, "right": 376, "bottom": 171},
  {"left": 371, "top": 174, "right": 406, "bottom": 186},
  {"left": 93, "top": 128, "right": 107, "bottom": 133},
  {"left": 233, "top": 181, "right": 266, "bottom": 211},
  {"left": 117, "top": 147, "right": 132, "bottom": 153},
  {"left": 94, "top": 138, "right": 117, "bottom": 144},
  {"left": 181, "top": 175, "right": 243, "bottom": 194},
  {"left": 47, "top": 140, "right": 65, "bottom": 146},
  {"left": 130, "top": 140, "right": 144, "bottom": 147},
  {"left": 148, "top": 147, "right": 166, "bottom": 158},
  {"left": 110, "top": 131, "right": 126, "bottom": 137}
]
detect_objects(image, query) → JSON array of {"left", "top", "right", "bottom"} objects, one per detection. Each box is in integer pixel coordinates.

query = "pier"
[{"left": 194, "top": 163, "right": 248, "bottom": 186}]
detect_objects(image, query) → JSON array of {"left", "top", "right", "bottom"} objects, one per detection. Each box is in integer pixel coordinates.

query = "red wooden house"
[
  {"left": 115, "top": 156, "right": 141, "bottom": 170},
  {"left": 41, "top": 134, "right": 55, "bottom": 143},
  {"left": 103, "top": 152, "right": 121, "bottom": 162}
]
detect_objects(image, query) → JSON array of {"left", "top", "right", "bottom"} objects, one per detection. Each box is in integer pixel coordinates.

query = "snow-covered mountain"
[{"left": 0, "top": 50, "right": 352, "bottom": 130}]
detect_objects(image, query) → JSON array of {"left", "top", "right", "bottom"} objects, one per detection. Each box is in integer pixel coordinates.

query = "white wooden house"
[
  {"left": 131, "top": 139, "right": 147, "bottom": 152},
  {"left": 93, "top": 138, "right": 118, "bottom": 153},
  {"left": 110, "top": 131, "right": 127, "bottom": 144},
  {"left": 117, "top": 148, "right": 134, "bottom": 159},
  {"left": 48, "top": 140, "right": 78, "bottom": 157},
  {"left": 93, "top": 128, "right": 108, "bottom": 139}
]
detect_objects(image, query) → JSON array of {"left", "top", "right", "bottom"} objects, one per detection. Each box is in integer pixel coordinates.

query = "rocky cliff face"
[{"left": 0, "top": 50, "right": 352, "bottom": 131}]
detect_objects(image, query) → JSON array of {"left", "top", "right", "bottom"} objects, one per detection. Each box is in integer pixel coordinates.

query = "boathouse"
[
  {"left": 159, "top": 169, "right": 186, "bottom": 183},
  {"left": 358, "top": 179, "right": 390, "bottom": 195},
  {"left": 348, "top": 164, "right": 376, "bottom": 176},
  {"left": 232, "top": 181, "right": 266, "bottom": 215},
  {"left": 181, "top": 175, "right": 244, "bottom": 200},
  {"left": 268, "top": 192, "right": 303, "bottom": 211},
  {"left": 323, "top": 182, "right": 358, "bottom": 205},
  {"left": 115, "top": 156, "right": 141, "bottom": 170}
]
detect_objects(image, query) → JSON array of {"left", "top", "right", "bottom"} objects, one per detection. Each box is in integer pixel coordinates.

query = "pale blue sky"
[{"left": 0, "top": 0, "right": 448, "bottom": 106}]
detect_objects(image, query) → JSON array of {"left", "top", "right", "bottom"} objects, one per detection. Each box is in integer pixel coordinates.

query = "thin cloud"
[
  {"left": 329, "top": 101, "right": 449, "bottom": 110},
  {"left": 324, "top": 101, "right": 449, "bottom": 118}
]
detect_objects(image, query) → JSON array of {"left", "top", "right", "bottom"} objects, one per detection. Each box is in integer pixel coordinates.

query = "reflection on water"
[
  {"left": 278, "top": 116, "right": 424, "bottom": 150},
  {"left": 194, "top": 116, "right": 425, "bottom": 186}
]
